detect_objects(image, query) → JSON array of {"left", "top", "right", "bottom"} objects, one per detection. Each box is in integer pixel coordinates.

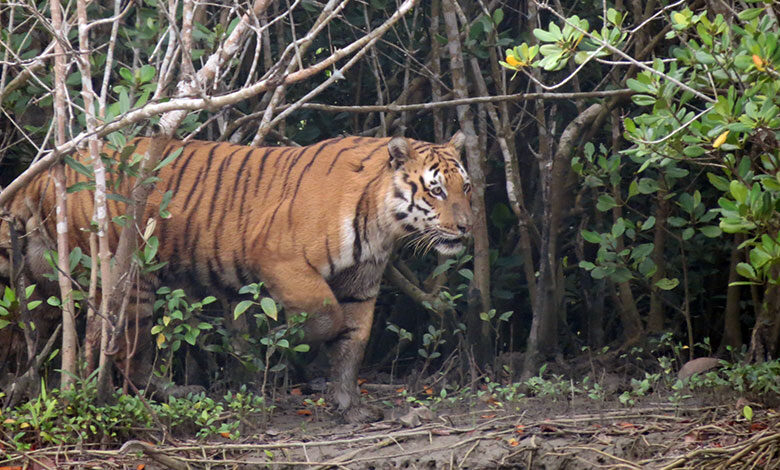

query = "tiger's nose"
[{"left": 455, "top": 204, "right": 472, "bottom": 234}]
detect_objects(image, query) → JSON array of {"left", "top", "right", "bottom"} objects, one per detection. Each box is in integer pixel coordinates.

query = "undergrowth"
[{"left": 2, "top": 341, "right": 779, "bottom": 455}]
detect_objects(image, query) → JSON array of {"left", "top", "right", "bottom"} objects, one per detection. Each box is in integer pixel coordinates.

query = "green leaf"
[
  {"left": 139, "top": 65, "right": 156, "bottom": 83},
  {"left": 729, "top": 180, "right": 748, "bottom": 203},
  {"left": 153, "top": 147, "right": 184, "bottom": 172},
  {"left": 533, "top": 27, "right": 559, "bottom": 43},
  {"left": 736, "top": 262, "right": 757, "bottom": 280},
  {"left": 293, "top": 344, "right": 310, "bottom": 352},
  {"left": 626, "top": 78, "right": 653, "bottom": 94},
  {"left": 260, "top": 297, "right": 278, "bottom": 321},
  {"left": 432, "top": 259, "right": 455, "bottom": 278},
  {"left": 64, "top": 156, "right": 94, "bottom": 178},
  {"left": 492, "top": 8, "right": 504, "bottom": 26},
  {"left": 628, "top": 180, "right": 639, "bottom": 198},
  {"left": 707, "top": 172, "right": 730, "bottom": 191},
  {"left": 737, "top": 8, "right": 763, "bottom": 22},
  {"left": 631, "top": 94, "right": 656, "bottom": 106},
  {"left": 655, "top": 278, "right": 679, "bottom": 290},
  {"left": 682, "top": 227, "right": 695, "bottom": 240},
  {"left": 699, "top": 226, "right": 721, "bottom": 238},
  {"left": 683, "top": 145, "right": 705, "bottom": 157},
  {"left": 581, "top": 230, "right": 602, "bottom": 244},
  {"left": 233, "top": 300, "right": 254, "bottom": 319},
  {"left": 458, "top": 269, "right": 474, "bottom": 281},
  {"left": 743, "top": 405, "right": 754, "bottom": 421},
  {"left": 596, "top": 194, "right": 618, "bottom": 211},
  {"left": 579, "top": 260, "right": 596, "bottom": 270}
]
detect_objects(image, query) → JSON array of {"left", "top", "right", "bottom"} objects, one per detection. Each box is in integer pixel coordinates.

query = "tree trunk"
[
  {"left": 442, "top": 0, "right": 492, "bottom": 364},
  {"left": 647, "top": 179, "right": 668, "bottom": 333},
  {"left": 50, "top": 0, "right": 78, "bottom": 389},
  {"left": 720, "top": 236, "right": 743, "bottom": 352},
  {"left": 748, "top": 272, "right": 780, "bottom": 362}
]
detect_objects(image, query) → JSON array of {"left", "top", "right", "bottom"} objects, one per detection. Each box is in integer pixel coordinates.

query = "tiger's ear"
[
  {"left": 388, "top": 137, "right": 410, "bottom": 169},
  {"left": 449, "top": 131, "right": 466, "bottom": 154}
]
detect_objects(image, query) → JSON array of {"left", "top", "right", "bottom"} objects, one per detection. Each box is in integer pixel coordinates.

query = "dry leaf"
[
  {"left": 423, "top": 386, "right": 434, "bottom": 396},
  {"left": 616, "top": 422, "right": 637, "bottom": 429},
  {"left": 507, "top": 438, "right": 519, "bottom": 447},
  {"left": 481, "top": 414, "right": 496, "bottom": 419},
  {"left": 136, "top": 464, "right": 146, "bottom": 470},
  {"left": 515, "top": 425, "right": 525, "bottom": 434},
  {"left": 290, "top": 388, "right": 302, "bottom": 396},
  {"left": 296, "top": 409, "right": 313, "bottom": 416},
  {"left": 357, "top": 378, "right": 367, "bottom": 385},
  {"left": 750, "top": 422, "right": 768, "bottom": 432},
  {"left": 540, "top": 424, "right": 558, "bottom": 433},
  {"left": 220, "top": 432, "right": 231, "bottom": 438}
]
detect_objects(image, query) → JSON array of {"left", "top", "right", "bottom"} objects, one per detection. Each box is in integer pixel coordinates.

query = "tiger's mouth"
[{"left": 434, "top": 234, "right": 465, "bottom": 255}]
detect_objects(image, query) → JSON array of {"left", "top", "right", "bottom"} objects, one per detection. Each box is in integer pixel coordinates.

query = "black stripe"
[
  {"left": 359, "top": 144, "right": 385, "bottom": 166},
  {"left": 236, "top": 259, "right": 253, "bottom": 286},
  {"left": 207, "top": 258, "right": 223, "bottom": 290},
  {"left": 231, "top": 147, "right": 255, "bottom": 210},
  {"left": 288, "top": 141, "right": 338, "bottom": 228},
  {"left": 263, "top": 148, "right": 296, "bottom": 201},
  {"left": 210, "top": 155, "right": 232, "bottom": 219},
  {"left": 338, "top": 295, "right": 375, "bottom": 304},
  {"left": 183, "top": 143, "right": 221, "bottom": 216},
  {"left": 325, "top": 236, "right": 336, "bottom": 276},
  {"left": 181, "top": 143, "right": 218, "bottom": 211},
  {"left": 326, "top": 141, "right": 362, "bottom": 175},
  {"left": 254, "top": 148, "right": 273, "bottom": 198},
  {"left": 351, "top": 171, "right": 384, "bottom": 263},
  {"left": 169, "top": 146, "right": 200, "bottom": 196},
  {"left": 407, "top": 181, "right": 418, "bottom": 212}
]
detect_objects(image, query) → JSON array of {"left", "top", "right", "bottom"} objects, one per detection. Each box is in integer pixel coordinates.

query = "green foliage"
[
  {"left": 0, "top": 376, "right": 274, "bottom": 450},
  {"left": 152, "top": 287, "right": 216, "bottom": 353},
  {"left": 0, "top": 285, "right": 44, "bottom": 330}
]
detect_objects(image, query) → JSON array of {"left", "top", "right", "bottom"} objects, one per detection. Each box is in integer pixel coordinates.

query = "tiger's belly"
[{"left": 326, "top": 258, "right": 388, "bottom": 302}]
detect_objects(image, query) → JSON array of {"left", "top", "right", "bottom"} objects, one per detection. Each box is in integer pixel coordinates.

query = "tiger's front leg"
[
  {"left": 260, "top": 263, "right": 382, "bottom": 423},
  {"left": 327, "top": 298, "right": 383, "bottom": 423}
]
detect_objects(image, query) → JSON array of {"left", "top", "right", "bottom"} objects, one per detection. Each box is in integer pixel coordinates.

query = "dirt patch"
[{"left": 3, "top": 389, "right": 779, "bottom": 469}]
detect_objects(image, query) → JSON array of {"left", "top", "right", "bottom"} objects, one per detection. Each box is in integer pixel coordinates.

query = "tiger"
[{"left": 0, "top": 132, "right": 472, "bottom": 422}]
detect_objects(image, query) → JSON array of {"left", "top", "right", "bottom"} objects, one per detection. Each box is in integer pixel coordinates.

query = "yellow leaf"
[
  {"left": 713, "top": 130, "right": 729, "bottom": 149},
  {"left": 672, "top": 12, "right": 686, "bottom": 25},
  {"left": 752, "top": 55, "right": 766, "bottom": 71},
  {"left": 156, "top": 333, "right": 166, "bottom": 348},
  {"left": 505, "top": 56, "right": 523, "bottom": 68}
]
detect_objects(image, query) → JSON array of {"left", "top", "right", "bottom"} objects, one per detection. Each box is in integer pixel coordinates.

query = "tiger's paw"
[{"left": 343, "top": 404, "right": 384, "bottom": 424}]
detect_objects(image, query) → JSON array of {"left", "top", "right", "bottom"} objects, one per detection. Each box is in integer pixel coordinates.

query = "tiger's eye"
[{"left": 430, "top": 186, "right": 444, "bottom": 197}]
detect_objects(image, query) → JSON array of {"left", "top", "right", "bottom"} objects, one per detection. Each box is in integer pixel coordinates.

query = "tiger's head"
[{"left": 387, "top": 131, "right": 473, "bottom": 255}]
